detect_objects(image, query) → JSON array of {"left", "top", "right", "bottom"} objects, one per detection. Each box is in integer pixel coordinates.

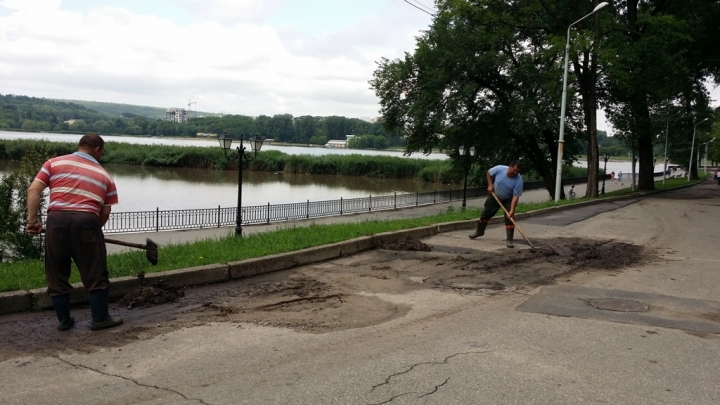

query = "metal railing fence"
[
  {"left": 38, "top": 176, "right": 588, "bottom": 234},
  {"left": 97, "top": 187, "right": 485, "bottom": 234}
]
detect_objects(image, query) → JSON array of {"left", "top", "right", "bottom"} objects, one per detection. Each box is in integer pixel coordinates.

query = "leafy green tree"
[
  {"left": 308, "top": 134, "right": 327, "bottom": 145},
  {"left": 372, "top": 0, "right": 585, "bottom": 199},
  {"left": 0, "top": 146, "right": 48, "bottom": 261},
  {"left": 602, "top": 0, "right": 720, "bottom": 186}
]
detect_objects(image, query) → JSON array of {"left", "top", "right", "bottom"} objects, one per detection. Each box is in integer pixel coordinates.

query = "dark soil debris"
[
  {"left": 118, "top": 282, "right": 185, "bottom": 309},
  {"left": 380, "top": 239, "right": 432, "bottom": 252}
]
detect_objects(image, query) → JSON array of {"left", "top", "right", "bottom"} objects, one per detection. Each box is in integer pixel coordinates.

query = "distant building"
[
  {"left": 196, "top": 133, "right": 215, "bottom": 138},
  {"left": 324, "top": 134, "right": 356, "bottom": 148},
  {"left": 324, "top": 140, "right": 347, "bottom": 148},
  {"left": 165, "top": 108, "right": 188, "bottom": 123}
]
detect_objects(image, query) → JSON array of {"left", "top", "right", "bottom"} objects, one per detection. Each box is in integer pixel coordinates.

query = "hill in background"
[{"left": 57, "top": 99, "right": 219, "bottom": 120}]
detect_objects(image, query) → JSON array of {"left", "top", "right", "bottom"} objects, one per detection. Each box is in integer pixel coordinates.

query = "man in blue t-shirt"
[{"left": 469, "top": 160, "right": 523, "bottom": 248}]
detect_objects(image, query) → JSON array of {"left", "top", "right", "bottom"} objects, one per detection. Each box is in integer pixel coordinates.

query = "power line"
[
  {"left": 411, "top": 0, "right": 435, "bottom": 11},
  {"left": 403, "top": 0, "right": 435, "bottom": 16}
]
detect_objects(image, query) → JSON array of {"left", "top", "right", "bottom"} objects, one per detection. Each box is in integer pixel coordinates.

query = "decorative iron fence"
[
  {"left": 39, "top": 176, "right": 589, "bottom": 234},
  {"left": 100, "top": 187, "right": 486, "bottom": 234}
]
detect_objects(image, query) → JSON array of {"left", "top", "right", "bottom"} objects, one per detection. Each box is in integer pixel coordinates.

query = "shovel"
[
  {"left": 490, "top": 192, "right": 536, "bottom": 252},
  {"left": 104, "top": 238, "right": 159, "bottom": 266},
  {"left": 38, "top": 229, "right": 158, "bottom": 265}
]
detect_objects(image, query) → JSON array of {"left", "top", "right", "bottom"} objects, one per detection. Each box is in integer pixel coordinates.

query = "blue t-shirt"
[{"left": 489, "top": 165, "right": 523, "bottom": 200}]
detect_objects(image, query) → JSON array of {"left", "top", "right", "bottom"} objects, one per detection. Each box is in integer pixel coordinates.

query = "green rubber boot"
[
  {"left": 51, "top": 294, "right": 75, "bottom": 331},
  {"left": 506, "top": 228, "right": 515, "bottom": 248},
  {"left": 89, "top": 289, "right": 123, "bottom": 331},
  {"left": 469, "top": 220, "right": 487, "bottom": 239}
]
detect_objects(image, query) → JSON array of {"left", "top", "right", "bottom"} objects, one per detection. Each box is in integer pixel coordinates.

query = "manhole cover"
[{"left": 586, "top": 298, "right": 649, "bottom": 312}]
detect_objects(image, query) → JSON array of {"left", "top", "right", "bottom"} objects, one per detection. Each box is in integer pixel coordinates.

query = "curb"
[{"left": 0, "top": 186, "right": 693, "bottom": 316}]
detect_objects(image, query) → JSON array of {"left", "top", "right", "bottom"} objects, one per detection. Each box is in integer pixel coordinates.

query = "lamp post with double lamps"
[
  {"left": 703, "top": 138, "right": 715, "bottom": 177},
  {"left": 688, "top": 118, "right": 708, "bottom": 180},
  {"left": 458, "top": 145, "right": 476, "bottom": 208},
  {"left": 601, "top": 152, "right": 610, "bottom": 194},
  {"left": 218, "top": 132, "right": 265, "bottom": 236},
  {"left": 554, "top": 2, "right": 609, "bottom": 202}
]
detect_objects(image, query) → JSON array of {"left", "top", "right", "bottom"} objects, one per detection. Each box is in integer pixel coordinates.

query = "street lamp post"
[
  {"left": 458, "top": 145, "right": 476, "bottom": 208},
  {"left": 688, "top": 118, "right": 708, "bottom": 181},
  {"left": 663, "top": 111, "right": 681, "bottom": 184},
  {"left": 601, "top": 152, "right": 610, "bottom": 194},
  {"left": 654, "top": 156, "right": 657, "bottom": 177},
  {"left": 703, "top": 138, "right": 715, "bottom": 177},
  {"left": 218, "top": 132, "right": 265, "bottom": 236},
  {"left": 554, "top": 2, "right": 609, "bottom": 202}
]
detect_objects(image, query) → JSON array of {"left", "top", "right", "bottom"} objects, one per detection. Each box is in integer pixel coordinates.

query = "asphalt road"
[{"left": 1, "top": 180, "right": 718, "bottom": 405}]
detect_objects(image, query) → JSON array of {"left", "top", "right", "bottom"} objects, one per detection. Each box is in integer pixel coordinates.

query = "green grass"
[{"left": 0, "top": 176, "right": 707, "bottom": 293}]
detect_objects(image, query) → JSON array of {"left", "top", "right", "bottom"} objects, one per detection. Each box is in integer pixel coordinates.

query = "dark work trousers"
[
  {"left": 479, "top": 195, "right": 514, "bottom": 228},
  {"left": 45, "top": 211, "right": 109, "bottom": 297}
]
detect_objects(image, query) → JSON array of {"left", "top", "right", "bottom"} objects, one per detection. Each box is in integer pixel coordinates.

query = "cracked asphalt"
[{"left": 1, "top": 181, "right": 719, "bottom": 404}]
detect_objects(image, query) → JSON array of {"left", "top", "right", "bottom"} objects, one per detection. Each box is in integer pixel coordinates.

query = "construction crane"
[{"left": 187, "top": 99, "right": 197, "bottom": 119}]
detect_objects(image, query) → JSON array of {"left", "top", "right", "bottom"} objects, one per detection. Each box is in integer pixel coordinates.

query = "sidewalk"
[{"left": 103, "top": 173, "right": 684, "bottom": 254}]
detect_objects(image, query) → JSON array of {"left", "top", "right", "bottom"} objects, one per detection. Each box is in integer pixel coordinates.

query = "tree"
[
  {"left": 601, "top": 0, "right": 720, "bottom": 186},
  {"left": 371, "top": 0, "right": 586, "bottom": 199},
  {"left": 0, "top": 146, "right": 47, "bottom": 261}
]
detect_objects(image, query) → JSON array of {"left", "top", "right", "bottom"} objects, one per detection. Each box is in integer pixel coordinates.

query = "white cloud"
[
  {"left": 0, "top": 0, "right": 61, "bottom": 12},
  {"left": 0, "top": 0, "right": 432, "bottom": 117}
]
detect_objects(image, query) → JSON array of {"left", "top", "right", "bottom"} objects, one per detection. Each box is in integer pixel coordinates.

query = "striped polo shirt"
[{"left": 35, "top": 152, "right": 118, "bottom": 215}]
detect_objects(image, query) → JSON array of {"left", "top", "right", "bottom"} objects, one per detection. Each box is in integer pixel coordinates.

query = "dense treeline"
[
  {"left": 372, "top": 0, "right": 719, "bottom": 199},
  {"left": 0, "top": 94, "right": 405, "bottom": 148}
]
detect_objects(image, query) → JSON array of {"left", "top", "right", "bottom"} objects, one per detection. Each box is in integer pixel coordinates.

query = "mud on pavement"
[{"left": 0, "top": 236, "right": 652, "bottom": 361}]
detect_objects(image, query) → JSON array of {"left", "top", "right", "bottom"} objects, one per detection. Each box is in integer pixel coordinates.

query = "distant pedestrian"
[
  {"left": 715, "top": 169, "right": 720, "bottom": 186},
  {"left": 469, "top": 161, "right": 523, "bottom": 248},
  {"left": 26, "top": 134, "right": 123, "bottom": 331},
  {"left": 617, "top": 171, "right": 623, "bottom": 181},
  {"left": 610, "top": 171, "right": 615, "bottom": 181}
]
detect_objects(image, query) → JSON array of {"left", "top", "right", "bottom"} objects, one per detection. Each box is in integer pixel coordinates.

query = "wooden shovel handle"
[{"left": 490, "top": 192, "right": 535, "bottom": 249}]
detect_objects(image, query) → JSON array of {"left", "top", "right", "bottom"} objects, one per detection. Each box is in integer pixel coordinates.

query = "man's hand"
[
  {"left": 487, "top": 184, "right": 494, "bottom": 194},
  {"left": 507, "top": 209, "right": 515, "bottom": 218},
  {"left": 26, "top": 222, "right": 43, "bottom": 235}
]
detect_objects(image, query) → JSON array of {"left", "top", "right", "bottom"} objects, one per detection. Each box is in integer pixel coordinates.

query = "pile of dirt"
[
  {"left": 380, "top": 239, "right": 432, "bottom": 252},
  {"left": 118, "top": 282, "right": 185, "bottom": 309},
  {"left": 563, "top": 240, "right": 644, "bottom": 270}
]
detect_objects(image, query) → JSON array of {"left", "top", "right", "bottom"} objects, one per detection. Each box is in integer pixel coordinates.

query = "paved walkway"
[{"left": 104, "top": 172, "right": 688, "bottom": 254}]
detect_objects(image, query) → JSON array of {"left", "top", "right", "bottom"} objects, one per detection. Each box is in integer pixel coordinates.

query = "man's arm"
[
  {"left": 26, "top": 180, "right": 46, "bottom": 234},
  {"left": 99, "top": 206, "right": 111, "bottom": 228},
  {"left": 486, "top": 170, "right": 494, "bottom": 193}
]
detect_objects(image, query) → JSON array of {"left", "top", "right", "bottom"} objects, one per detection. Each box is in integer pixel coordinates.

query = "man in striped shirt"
[{"left": 26, "top": 133, "right": 123, "bottom": 331}]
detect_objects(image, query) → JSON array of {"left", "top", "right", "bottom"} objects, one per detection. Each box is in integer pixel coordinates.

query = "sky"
[{"left": 0, "top": 0, "right": 717, "bottom": 131}]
